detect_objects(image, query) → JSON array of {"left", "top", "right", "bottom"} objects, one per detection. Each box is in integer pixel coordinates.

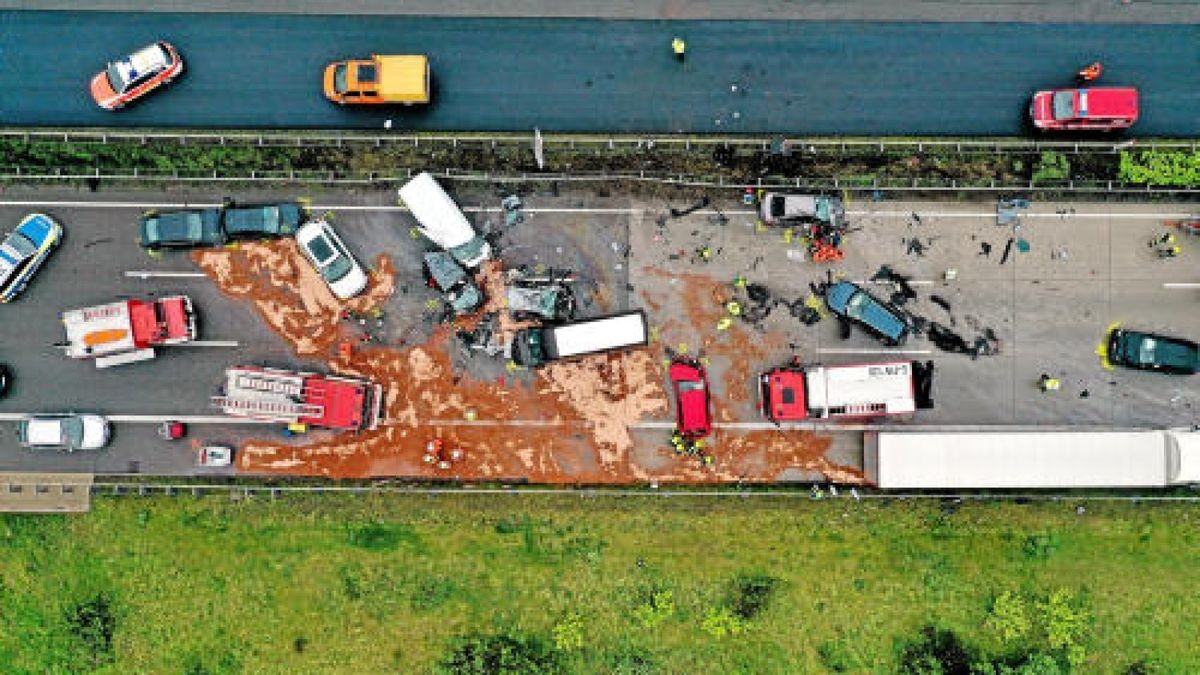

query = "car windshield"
[
  {"left": 106, "top": 61, "right": 131, "bottom": 93},
  {"left": 846, "top": 291, "right": 870, "bottom": 320},
  {"left": 3, "top": 231, "right": 37, "bottom": 257},
  {"left": 678, "top": 380, "right": 705, "bottom": 393},
  {"left": 449, "top": 236, "right": 488, "bottom": 263},
  {"left": 333, "top": 65, "right": 349, "bottom": 94},
  {"left": 59, "top": 417, "right": 85, "bottom": 447},
  {"left": 307, "top": 234, "right": 353, "bottom": 282},
  {"left": 1138, "top": 338, "right": 1159, "bottom": 364},
  {"left": 1052, "top": 91, "right": 1077, "bottom": 120}
]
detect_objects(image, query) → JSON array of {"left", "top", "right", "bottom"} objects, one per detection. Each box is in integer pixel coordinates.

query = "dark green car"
[
  {"left": 138, "top": 208, "right": 225, "bottom": 249},
  {"left": 1108, "top": 328, "right": 1199, "bottom": 375}
]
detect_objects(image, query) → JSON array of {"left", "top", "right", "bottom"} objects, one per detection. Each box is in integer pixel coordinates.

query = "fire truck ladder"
[{"left": 211, "top": 395, "right": 324, "bottom": 420}]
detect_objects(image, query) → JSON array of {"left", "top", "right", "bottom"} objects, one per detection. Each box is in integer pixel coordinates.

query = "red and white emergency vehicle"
[
  {"left": 61, "top": 296, "right": 197, "bottom": 368},
  {"left": 758, "top": 360, "right": 916, "bottom": 422},
  {"left": 212, "top": 366, "right": 384, "bottom": 432}
]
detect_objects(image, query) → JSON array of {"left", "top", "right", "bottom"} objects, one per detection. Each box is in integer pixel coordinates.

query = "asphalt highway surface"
[{"left": 2, "top": 11, "right": 1197, "bottom": 134}]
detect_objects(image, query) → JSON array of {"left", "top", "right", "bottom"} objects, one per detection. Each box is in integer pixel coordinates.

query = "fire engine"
[
  {"left": 212, "top": 366, "right": 384, "bottom": 432},
  {"left": 60, "top": 296, "right": 197, "bottom": 368}
]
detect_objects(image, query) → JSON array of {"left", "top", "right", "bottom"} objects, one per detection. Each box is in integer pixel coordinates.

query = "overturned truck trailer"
[{"left": 865, "top": 429, "right": 1200, "bottom": 489}]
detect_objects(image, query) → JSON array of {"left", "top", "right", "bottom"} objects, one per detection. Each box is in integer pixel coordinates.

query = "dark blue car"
[{"left": 825, "top": 281, "right": 910, "bottom": 346}]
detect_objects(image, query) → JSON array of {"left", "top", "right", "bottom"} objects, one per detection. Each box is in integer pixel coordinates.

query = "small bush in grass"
[
  {"left": 898, "top": 625, "right": 975, "bottom": 675},
  {"left": 730, "top": 572, "right": 780, "bottom": 620},
  {"left": 348, "top": 521, "right": 421, "bottom": 552},
  {"left": 437, "top": 631, "right": 563, "bottom": 675},
  {"left": 986, "top": 590, "right": 1031, "bottom": 644},
  {"left": 552, "top": 612, "right": 584, "bottom": 652},
  {"left": 65, "top": 592, "right": 116, "bottom": 668},
  {"left": 1036, "top": 589, "right": 1091, "bottom": 667},
  {"left": 1022, "top": 533, "right": 1060, "bottom": 561},
  {"left": 700, "top": 607, "right": 746, "bottom": 638},
  {"left": 411, "top": 575, "right": 457, "bottom": 611},
  {"left": 632, "top": 589, "right": 675, "bottom": 628}
]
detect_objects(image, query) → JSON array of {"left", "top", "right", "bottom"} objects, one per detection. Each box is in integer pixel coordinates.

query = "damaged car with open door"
[{"left": 504, "top": 267, "right": 575, "bottom": 322}]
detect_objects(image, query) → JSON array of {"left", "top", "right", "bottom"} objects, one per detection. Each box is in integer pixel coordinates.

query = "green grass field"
[{"left": 0, "top": 494, "right": 1195, "bottom": 674}]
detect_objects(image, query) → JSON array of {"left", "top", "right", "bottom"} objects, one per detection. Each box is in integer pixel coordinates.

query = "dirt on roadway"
[{"left": 193, "top": 240, "right": 858, "bottom": 484}]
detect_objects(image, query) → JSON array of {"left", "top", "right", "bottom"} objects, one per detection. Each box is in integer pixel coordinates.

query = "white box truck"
[
  {"left": 864, "top": 429, "right": 1200, "bottom": 489},
  {"left": 510, "top": 310, "right": 648, "bottom": 367}
]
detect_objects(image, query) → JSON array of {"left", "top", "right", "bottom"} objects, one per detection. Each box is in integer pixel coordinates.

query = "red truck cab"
[{"left": 1029, "top": 87, "right": 1138, "bottom": 131}]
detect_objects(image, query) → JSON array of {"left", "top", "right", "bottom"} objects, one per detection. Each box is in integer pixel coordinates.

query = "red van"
[{"left": 1029, "top": 87, "right": 1138, "bottom": 131}]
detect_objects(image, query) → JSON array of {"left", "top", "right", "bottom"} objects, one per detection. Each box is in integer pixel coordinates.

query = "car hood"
[
  {"left": 17, "top": 213, "right": 60, "bottom": 244},
  {"left": 328, "top": 263, "right": 369, "bottom": 300},
  {"left": 1030, "top": 91, "right": 1053, "bottom": 121},
  {"left": 79, "top": 415, "right": 111, "bottom": 450},
  {"left": 824, "top": 281, "right": 857, "bottom": 312},
  {"left": 89, "top": 72, "right": 118, "bottom": 108}
]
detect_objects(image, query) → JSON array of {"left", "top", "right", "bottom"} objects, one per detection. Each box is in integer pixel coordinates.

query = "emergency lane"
[{"left": 1, "top": 10, "right": 1197, "bottom": 135}]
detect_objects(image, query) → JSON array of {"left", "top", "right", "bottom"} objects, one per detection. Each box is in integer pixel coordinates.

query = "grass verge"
[{"left": 0, "top": 494, "right": 1194, "bottom": 673}]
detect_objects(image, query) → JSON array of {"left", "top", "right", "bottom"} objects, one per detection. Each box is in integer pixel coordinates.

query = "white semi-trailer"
[{"left": 864, "top": 429, "right": 1200, "bottom": 489}]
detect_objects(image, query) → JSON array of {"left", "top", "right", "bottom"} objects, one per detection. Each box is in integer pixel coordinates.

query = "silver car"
[
  {"left": 18, "top": 414, "right": 111, "bottom": 451},
  {"left": 296, "top": 219, "right": 369, "bottom": 300}
]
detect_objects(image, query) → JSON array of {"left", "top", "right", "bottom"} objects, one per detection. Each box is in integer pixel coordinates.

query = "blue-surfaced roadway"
[{"left": 1, "top": 11, "right": 1197, "bottom": 135}]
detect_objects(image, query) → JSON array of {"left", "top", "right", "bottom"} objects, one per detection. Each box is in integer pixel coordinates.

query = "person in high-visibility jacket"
[
  {"left": 1077, "top": 61, "right": 1102, "bottom": 83},
  {"left": 672, "top": 37, "right": 686, "bottom": 61}
]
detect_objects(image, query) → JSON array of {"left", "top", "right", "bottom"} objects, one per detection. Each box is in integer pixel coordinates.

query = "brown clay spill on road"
[{"left": 194, "top": 244, "right": 858, "bottom": 484}]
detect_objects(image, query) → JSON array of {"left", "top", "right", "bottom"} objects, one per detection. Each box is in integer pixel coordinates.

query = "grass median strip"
[{"left": 0, "top": 494, "right": 1195, "bottom": 673}]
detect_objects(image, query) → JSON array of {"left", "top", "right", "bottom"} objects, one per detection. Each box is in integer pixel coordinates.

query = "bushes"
[
  {"left": 437, "top": 632, "right": 563, "bottom": 675},
  {"left": 1031, "top": 152, "right": 1070, "bottom": 184},
  {"left": 1118, "top": 151, "right": 1200, "bottom": 187}
]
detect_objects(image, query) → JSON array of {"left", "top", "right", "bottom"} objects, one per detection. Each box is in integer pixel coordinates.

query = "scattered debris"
[
  {"left": 502, "top": 194, "right": 524, "bottom": 227},
  {"left": 930, "top": 295, "right": 952, "bottom": 313},
  {"left": 979, "top": 241, "right": 993, "bottom": 257},
  {"left": 999, "top": 237, "right": 1015, "bottom": 265},
  {"left": 669, "top": 196, "right": 710, "bottom": 218}
]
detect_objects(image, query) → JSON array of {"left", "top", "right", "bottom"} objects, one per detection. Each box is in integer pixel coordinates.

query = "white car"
[
  {"left": 18, "top": 414, "right": 110, "bottom": 451},
  {"left": 198, "top": 445, "right": 234, "bottom": 467},
  {"left": 295, "top": 219, "right": 369, "bottom": 299},
  {"left": 397, "top": 172, "right": 492, "bottom": 268}
]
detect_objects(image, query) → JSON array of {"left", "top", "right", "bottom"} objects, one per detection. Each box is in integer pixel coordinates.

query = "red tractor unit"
[
  {"left": 212, "top": 366, "right": 384, "bottom": 432},
  {"left": 60, "top": 296, "right": 197, "bottom": 368}
]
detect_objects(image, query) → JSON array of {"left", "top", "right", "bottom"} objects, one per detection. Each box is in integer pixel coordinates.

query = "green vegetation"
[
  {"left": 0, "top": 495, "right": 1196, "bottom": 673},
  {"left": 1118, "top": 150, "right": 1200, "bottom": 187},
  {"left": 1031, "top": 151, "right": 1070, "bottom": 184}
]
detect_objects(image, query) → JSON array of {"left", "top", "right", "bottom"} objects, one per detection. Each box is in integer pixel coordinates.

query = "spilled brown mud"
[{"left": 194, "top": 243, "right": 861, "bottom": 484}]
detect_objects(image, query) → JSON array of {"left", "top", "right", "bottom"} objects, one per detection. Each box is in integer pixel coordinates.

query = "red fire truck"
[
  {"left": 60, "top": 296, "right": 197, "bottom": 368},
  {"left": 759, "top": 360, "right": 917, "bottom": 422},
  {"left": 212, "top": 366, "right": 384, "bottom": 432}
]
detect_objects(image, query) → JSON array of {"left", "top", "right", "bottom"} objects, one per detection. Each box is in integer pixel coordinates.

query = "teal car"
[
  {"left": 825, "top": 281, "right": 910, "bottom": 346},
  {"left": 0, "top": 213, "right": 63, "bottom": 302},
  {"left": 1107, "top": 328, "right": 1198, "bottom": 375}
]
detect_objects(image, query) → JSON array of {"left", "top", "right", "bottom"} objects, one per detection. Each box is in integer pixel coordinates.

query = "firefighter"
[
  {"left": 1159, "top": 245, "right": 1182, "bottom": 259},
  {"left": 671, "top": 37, "right": 686, "bottom": 61},
  {"left": 1038, "top": 373, "right": 1061, "bottom": 392},
  {"left": 1077, "top": 61, "right": 1103, "bottom": 84}
]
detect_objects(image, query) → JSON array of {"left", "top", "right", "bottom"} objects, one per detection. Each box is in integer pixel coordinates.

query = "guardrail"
[
  {"left": 2, "top": 128, "right": 1196, "bottom": 155},
  {"left": 3, "top": 165, "right": 1198, "bottom": 195}
]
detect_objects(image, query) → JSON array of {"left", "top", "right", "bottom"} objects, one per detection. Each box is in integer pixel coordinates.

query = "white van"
[{"left": 398, "top": 172, "right": 492, "bottom": 268}]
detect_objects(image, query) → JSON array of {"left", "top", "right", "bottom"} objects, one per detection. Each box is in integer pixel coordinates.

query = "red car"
[
  {"left": 1029, "top": 87, "right": 1138, "bottom": 131},
  {"left": 89, "top": 41, "right": 183, "bottom": 110},
  {"left": 668, "top": 358, "right": 712, "bottom": 439}
]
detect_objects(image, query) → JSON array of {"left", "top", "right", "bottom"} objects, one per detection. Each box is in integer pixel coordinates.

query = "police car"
[{"left": 0, "top": 213, "right": 63, "bottom": 303}]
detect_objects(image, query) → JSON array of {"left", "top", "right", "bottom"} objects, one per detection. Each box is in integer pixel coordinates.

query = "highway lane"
[
  {"left": 2, "top": 189, "right": 1199, "bottom": 479},
  {"left": 1, "top": 11, "right": 1197, "bottom": 135}
]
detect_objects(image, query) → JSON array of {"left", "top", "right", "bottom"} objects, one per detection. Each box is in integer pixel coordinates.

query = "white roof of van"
[{"left": 397, "top": 172, "right": 475, "bottom": 249}]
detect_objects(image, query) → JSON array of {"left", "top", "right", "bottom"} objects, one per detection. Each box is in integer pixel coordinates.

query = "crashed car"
[
  {"left": 669, "top": 357, "right": 713, "bottom": 439},
  {"left": 506, "top": 284, "right": 575, "bottom": 322},
  {"left": 1106, "top": 327, "right": 1198, "bottom": 375},
  {"left": 825, "top": 281, "right": 910, "bottom": 346},
  {"left": 423, "top": 251, "right": 482, "bottom": 314},
  {"left": 222, "top": 201, "right": 307, "bottom": 239},
  {"left": 758, "top": 192, "right": 845, "bottom": 228},
  {"left": 138, "top": 207, "right": 225, "bottom": 250}
]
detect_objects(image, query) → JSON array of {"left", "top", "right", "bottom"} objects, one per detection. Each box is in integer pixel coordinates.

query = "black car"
[
  {"left": 138, "top": 207, "right": 225, "bottom": 249},
  {"left": 1107, "top": 328, "right": 1199, "bottom": 375},
  {"left": 223, "top": 201, "right": 307, "bottom": 239}
]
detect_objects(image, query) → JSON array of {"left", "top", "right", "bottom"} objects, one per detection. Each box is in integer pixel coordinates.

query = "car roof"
[
  {"left": 1077, "top": 87, "right": 1138, "bottom": 117},
  {"left": 125, "top": 43, "right": 170, "bottom": 73}
]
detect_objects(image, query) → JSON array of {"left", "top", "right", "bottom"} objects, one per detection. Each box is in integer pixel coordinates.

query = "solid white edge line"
[
  {"left": 177, "top": 341, "right": 240, "bottom": 348},
  {"left": 1163, "top": 283, "right": 1200, "bottom": 288},
  {"left": 0, "top": 413, "right": 269, "bottom": 424}
]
